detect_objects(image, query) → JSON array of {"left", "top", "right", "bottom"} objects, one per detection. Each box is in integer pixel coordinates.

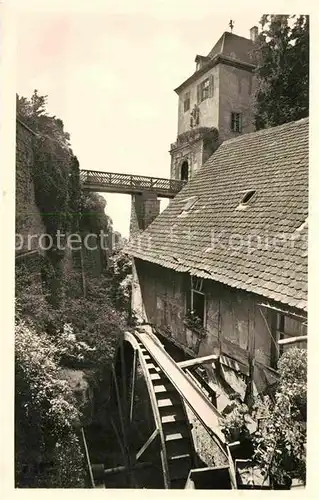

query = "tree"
[
  {"left": 79, "top": 192, "right": 113, "bottom": 235},
  {"left": 253, "top": 15, "right": 309, "bottom": 129},
  {"left": 17, "top": 90, "right": 71, "bottom": 149},
  {"left": 253, "top": 348, "right": 307, "bottom": 487}
]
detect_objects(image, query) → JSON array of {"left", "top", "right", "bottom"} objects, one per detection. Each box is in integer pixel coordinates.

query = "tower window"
[
  {"left": 180, "top": 160, "right": 189, "bottom": 181},
  {"left": 184, "top": 92, "right": 190, "bottom": 112},
  {"left": 231, "top": 112, "right": 242, "bottom": 132},
  {"left": 198, "top": 78, "right": 210, "bottom": 102}
]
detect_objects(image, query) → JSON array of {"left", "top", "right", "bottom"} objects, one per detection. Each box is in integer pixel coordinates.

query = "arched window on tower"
[{"left": 181, "top": 160, "right": 189, "bottom": 181}]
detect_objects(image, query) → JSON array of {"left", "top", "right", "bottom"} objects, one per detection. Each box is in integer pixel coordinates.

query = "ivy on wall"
[{"left": 17, "top": 91, "right": 82, "bottom": 239}]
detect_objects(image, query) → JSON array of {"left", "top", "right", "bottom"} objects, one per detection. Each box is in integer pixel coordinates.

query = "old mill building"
[
  {"left": 127, "top": 117, "right": 308, "bottom": 406},
  {"left": 126, "top": 27, "right": 308, "bottom": 407}
]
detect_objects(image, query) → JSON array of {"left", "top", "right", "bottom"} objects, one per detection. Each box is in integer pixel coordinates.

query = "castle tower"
[{"left": 170, "top": 27, "right": 258, "bottom": 181}]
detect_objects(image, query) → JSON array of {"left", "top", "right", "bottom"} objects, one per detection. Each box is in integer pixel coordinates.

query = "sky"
[{"left": 14, "top": 0, "right": 265, "bottom": 237}]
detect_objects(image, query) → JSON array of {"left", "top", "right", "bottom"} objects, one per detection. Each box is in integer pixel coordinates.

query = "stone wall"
[
  {"left": 15, "top": 120, "right": 46, "bottom": 255},
  {"left": 170, "top": 127, "right": 219, "bottom": 181},
  {"left": 218, "top": 64, "right": 255, "bottom": 141},
  {"left": 130, "top": 192, "right": 160, "bottom": 234},
  {"left": 177, "top": 66, "right": 220, "bottom": 135}
]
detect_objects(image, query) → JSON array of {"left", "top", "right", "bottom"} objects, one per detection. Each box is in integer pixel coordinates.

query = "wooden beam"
[
  {"left": 104, "top": 462, "right": 153, "bottom": 476},
  {"left": 130, "top": 349, "right": 138, "bottom": 423},
  {"left": 258, "top": 302, "right": 307, "bottom": 321},
  {"left": 136, "top": 428, "right": 159, "bottom": 461},
  {"left": 277, "top": 335, "right": 307, "bottom": 346},
  {"left": 178, "top": 354, "right": 219, "bottom": 369},
  {"left": 80, "top": 428, "right": 95, "bottom": 488}
]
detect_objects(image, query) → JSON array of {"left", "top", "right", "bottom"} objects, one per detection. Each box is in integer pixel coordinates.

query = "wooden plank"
[
  {"left": 80, "top": 428, "right": 95, "bottom": 488},
  {"left": 136, "top": 428, "right": 159, "bottom": 461},
  {"left": 104, "top": 462, "right": 153, "bottom": 476},
  {"left": 129, "top": 349, "right": 137, "bottom": 423},
  {"left": 277, "top": 335, "right": 307, "bottom": 346},
  {"left": 178, "top": 354, "right": 219, "bottom": 369}
]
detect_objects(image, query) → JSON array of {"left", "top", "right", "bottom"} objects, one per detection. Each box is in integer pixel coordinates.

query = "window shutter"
[
  {"left": 209, "top": 75, "right": 214, "bottom": 97},
  {"left": 230, "top": 112, "right": 234, "bottom": 131},
  {"left": 197, "top": 84, "right": 200, "bottom": 103},
  {"left": 239, "top": 113, "right": 243, "bottom": 132}
]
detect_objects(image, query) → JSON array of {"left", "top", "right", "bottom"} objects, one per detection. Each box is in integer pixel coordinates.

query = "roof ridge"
[{"left": 223, "top": 31, "right": 252, "bottom": 42}]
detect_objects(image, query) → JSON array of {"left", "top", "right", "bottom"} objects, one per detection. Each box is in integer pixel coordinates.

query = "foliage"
[
  {"left": 184, "top": 309, "right": 207, "bottom": 336},
  {"left": 15, "top": 90, "right": 132, "bottom": 487},
  {"left": 15, "top": 259, "right": 128, "bottom": 486},
  {"left": 17, "top": 91, "right": 81, "bottom": 238},
  {"left": 220, "top": 396, "right": 251, "bottom": 442},
  {"left": 60, "top": 274, "right": 126, "bottom": 374},
  {"left": 17, "top": 90, "right": 71, "bottom": 149},
  {"left": 252, "top": 348, "right": 307, "bottom": 486},
  {"left": 105, "top": 252, "right": 132, "bottom": 314},
  {"left": 68, "top": 155, "right": 81, "bottom": 232},
  {"left": 79, "top": 191, "right": 113, "bottom": 235},
  {"left": 253, "top": 15, "right": 309, "bottom": 129},
  {"left": 15, "top": 317, "right": 87, "bottom": 487}
]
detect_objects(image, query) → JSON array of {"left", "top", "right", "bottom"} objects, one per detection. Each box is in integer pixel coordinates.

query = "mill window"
[
  {"left": 270, "top": 313, "right": 308, "bottom": 369},
  {"left": 190, "top": 277, "right": 206, "bottom": 328}
]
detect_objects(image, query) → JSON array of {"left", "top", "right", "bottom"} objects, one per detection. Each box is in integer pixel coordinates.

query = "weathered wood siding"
[{"left": 132, "top": 259, "right": 305, "bottom": 371}]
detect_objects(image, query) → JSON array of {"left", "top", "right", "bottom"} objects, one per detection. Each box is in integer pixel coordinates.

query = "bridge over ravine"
[{"left": 80, "top": 170, "right": 185, "bottom": 199}]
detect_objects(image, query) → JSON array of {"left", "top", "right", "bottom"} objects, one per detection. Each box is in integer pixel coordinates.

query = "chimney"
[{"left": 250, "top": 26, "right": 258, "bottom": 42}]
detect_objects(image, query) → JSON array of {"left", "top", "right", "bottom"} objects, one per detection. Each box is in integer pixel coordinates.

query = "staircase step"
[
  {"left": 166, "top": 437, "right": 191, "bottom": 457},
  {"left": 153, "top": 383, "right": 174, "bottom": 394},
  {"left": 147, "top": 364, "right": 161, "bottom": 373},
  {"left": 157, "top": 394, "right": 182, "bottom": 407},
  {"left": 150, "top": 373, "right": 162, "bottom": 381},
  {"left": 161, "top": 410, "right": 185, "bottom": 424},
  {"left": 152, "top": 375, "right": 169, "bottom": 385},
  {"left": 164, "top": 423, "right": 189, "bottom": 440},
  {"left": 168, "top": 455, "right": 192, "bottom": 481}
]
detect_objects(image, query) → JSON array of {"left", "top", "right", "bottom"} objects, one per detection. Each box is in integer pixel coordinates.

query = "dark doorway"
[{"left": 181, "top": 160, "right": 189, "bottom": 181}]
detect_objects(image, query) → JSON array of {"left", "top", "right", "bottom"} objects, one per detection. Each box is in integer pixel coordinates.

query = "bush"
[
  {"left": 253, "top": 348, "right": 307, "bottom": 486},
  {"left": 15, "top": 319, "right": 87, "bottom": 487}
]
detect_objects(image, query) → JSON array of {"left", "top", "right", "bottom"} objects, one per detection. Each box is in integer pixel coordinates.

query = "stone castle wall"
[{"left": 15, "top": 120, "right": 46, "bottom": 255}]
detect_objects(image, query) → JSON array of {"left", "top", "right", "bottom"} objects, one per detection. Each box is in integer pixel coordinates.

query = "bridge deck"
[{"left": 80, "top": 170, "right": 185, "bottom": 198}]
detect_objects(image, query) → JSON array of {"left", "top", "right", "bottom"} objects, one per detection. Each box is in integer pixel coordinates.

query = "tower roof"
[
  {"left": 207, "top": 31, "right": 255, "bottom": 64},
  {"left": 174, "top": 31, "right": 256, "bottom": 94}
]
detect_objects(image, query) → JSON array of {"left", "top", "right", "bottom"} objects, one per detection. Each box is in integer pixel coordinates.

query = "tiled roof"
[
  {"left": 207, "top": 32, "right": 255, "bottom": 65},
  {"left": 127, "top": 119, "right": 308, "bottom": 312}
]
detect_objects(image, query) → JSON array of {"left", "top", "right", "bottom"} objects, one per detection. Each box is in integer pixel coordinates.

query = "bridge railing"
[{"left": 80, "top": 170, "right": 185, "bottom": 194}]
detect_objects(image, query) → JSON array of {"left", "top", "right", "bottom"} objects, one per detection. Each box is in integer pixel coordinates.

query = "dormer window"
[
  {"left": 235, "top": 189, "right": 257, "bottom": 210},
  {"left": 241, "top": 189, "right": 256, "bottom": 204},
  {"left": 184, "top": 92, "right": 190, "bottom": 112},
  {"left": 195, "top": 55, "right": 210, "bottom": 71},
  {"left": 178, "top": 196, "right": 198, "bottom": 217}
]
